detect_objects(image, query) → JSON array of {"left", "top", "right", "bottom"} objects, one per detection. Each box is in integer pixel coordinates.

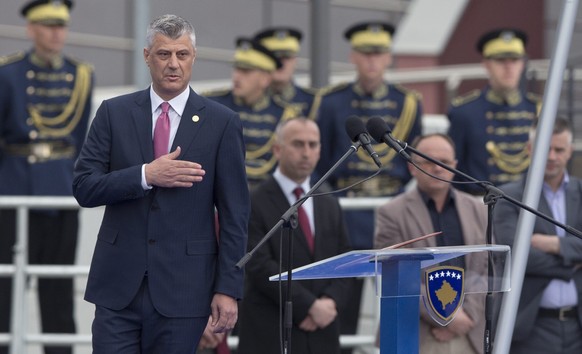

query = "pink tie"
[
  {"left": 293, "top": 187, "right": 314, "bottom": 253},
  {"left": 153, "top": 102, "right": 170, "bottom": 159}
]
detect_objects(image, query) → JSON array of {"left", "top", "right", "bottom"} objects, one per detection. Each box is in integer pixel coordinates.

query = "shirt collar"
[
  {"left": 149, "top": 86, "right": 190, "bottom": 116},
  {"left": 418, "top": 187, "right": 455, "bottom": 206},
  {"left": 273, "top": 168, "right": 311, "bottom": 200},
  {"left": 543, "top": 172, "right": 569, "bottom": 194}
]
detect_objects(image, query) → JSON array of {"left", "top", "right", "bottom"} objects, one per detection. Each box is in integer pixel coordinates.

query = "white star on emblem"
[
  {"left": 434, "top": 272, "right": 439, "bottom": 278},
  {"left": 452, "top": 272, "right": 456, "bottom": 277},
  {"left": 429, "top": 275, "right": 434, "bottom": 281},
  {"left": 446, "top": 271, "right": 451, "bottom": 277},
  {"left": 440, "top": 271, "right": 445, "bottom": 277},
  {"left": 457, "top": 274, "right": 461, "bottom": 280}
]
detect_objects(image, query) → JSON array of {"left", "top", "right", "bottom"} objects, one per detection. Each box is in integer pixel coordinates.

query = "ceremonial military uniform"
[
  {"left": 447, "top": 28, "right": 539, "bottom": 195},
  {"left": 448, "top": 88, "right": 540, "bottom": 193},
  {"left": 254, "top": 27, "right": 320, "bottom": 119},
  {"left": 204, "top": 89, "right": 299, "bottom": 187},
  {"left": 0, "top": 2, "right": 93, "bottom": 354},
  {"left": 269, "top": 84, "right": 318, "bottom": 119},
  {"left": 317, "top": 81, "right": 422, "bottom": 249},
  {"left": 203, "top": 37, "right": 299, "bottom": 187},
  {"left": 316, "top": 22, "right": 423, "bottom": 354}
]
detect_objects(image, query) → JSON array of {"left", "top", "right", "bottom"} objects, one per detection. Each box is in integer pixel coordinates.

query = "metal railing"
[{"left": 0, "top": 195, "right": 388, "bottom": 353}]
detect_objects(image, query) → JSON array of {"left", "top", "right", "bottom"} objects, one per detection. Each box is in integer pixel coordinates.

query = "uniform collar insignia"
[
  {"left": 486, "top": 88, "right": 522, "bottom": 106},
  {"left": 30, "top": 52, "right": 64, "bottom": 70},
  {"left": 270, "top": 83, "right": 296, "bottom": 101},
  {"left": 353, "top": 81, "right": 388, "bottom": 99},
  {"left": 234, "top": 93, "right": 270, "bottom": 111}
]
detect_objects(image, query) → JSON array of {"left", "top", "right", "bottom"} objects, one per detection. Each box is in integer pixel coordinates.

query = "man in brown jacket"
[{"left": 374, "top": 133, "right": 488, "bottom": 354}]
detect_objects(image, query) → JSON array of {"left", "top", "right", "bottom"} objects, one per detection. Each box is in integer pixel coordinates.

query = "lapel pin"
[{"left": 192, "top": 115, "right": 200, "bottom": 122}]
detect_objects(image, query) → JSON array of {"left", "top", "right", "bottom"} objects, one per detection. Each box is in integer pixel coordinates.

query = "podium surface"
[{"left": 270, "top": 245, "right": 511, "bottom": 354}]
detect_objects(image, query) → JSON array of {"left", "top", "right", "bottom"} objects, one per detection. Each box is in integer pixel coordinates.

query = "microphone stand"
[
  {"left": 393, "top": 140, "right": 582, "bottom": 354},
  {"left": 236, "top": 140, "right": 363, "bottom": 354}
]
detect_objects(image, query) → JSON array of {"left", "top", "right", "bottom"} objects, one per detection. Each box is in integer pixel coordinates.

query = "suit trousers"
[
  {"left": 511, "top": 316, "right": 582, "bottom": 354},
  {"left": 92, "top": 276, "right": 208, "bottom": 354},
  {"left": 0, "top": 209, "right": 78, "bottom": 354}
]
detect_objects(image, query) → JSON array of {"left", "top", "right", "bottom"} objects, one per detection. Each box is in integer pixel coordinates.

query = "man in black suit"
[
  {"left": 494, "top": 117, "right": 582, "bottom": 354},
  {"left": 237, "top": 117, "right": 352, "bottom": 354}
]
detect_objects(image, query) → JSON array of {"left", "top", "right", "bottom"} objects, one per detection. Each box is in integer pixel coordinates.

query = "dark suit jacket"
[
  {"left": 73, "top": 87, "right": 249, "bottom": 317},
  {"left": 374, "top": 187, "right": 488, "bottom": 354},
  {"left": 237, "top": 176, "right": 352, "bottom": 354},
  {"left": 494, "top": 176, "right": 582, "bottom": 342}
]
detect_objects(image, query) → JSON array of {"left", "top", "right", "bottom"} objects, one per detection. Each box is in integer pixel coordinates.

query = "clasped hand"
[
  {"left": 145, "top": 147, "right": 205, "bottom": 188},
  {"left": 299, "top": 297, "right": 337, "bottom": 332}
]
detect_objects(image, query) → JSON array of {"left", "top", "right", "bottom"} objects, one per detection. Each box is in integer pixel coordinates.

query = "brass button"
[
  {"left": 27, "top": 155, "right": 37, "bottom": 164},
  {"left": 26, "top": 70, "right": 35, "bottom": 80},
  {"left": 26, "top": 86, "right": 35, "bottom": 95},
  {"left": 29, "top": 130, "right": 38, "bottom": 140},
  {"left": 26, "top": 117, "right": 33, "bottom": 126}
]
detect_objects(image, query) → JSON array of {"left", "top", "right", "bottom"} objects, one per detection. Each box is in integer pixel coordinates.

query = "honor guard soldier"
[
  {"left": 204, "top": 38, "right": 300, "bottom": 187},
  {"left": 254, "top": 27, "right": 319, "bottom": 119},
  {"left": 315, "top": 21, "right": 422, "bottom": 353},
  {"left": 0, "top": 1, "right": 94, "bottom": 354},
  {"left": 448, "top": 28, "right": 541, "bottom": 194},
  {"left": 316, "top": 21, "right": 422, "bottom": 250}
]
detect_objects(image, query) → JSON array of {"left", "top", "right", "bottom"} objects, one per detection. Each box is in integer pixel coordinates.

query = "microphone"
[
  {"left": 366, "top": 116, "right": 412, "bottom": 161},
  {"left": 345, "top": 116, "right": 382, "bottom": 168}
]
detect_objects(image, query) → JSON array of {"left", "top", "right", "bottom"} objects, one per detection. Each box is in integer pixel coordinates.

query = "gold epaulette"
[
  {"left": 200, "top": 87, "right": 231, "bottom": 97},
  {"left": 0, "top": 52, "right": 25, "bottom": 67},
  {"left": 65, "top": 56, "right": 94, "bottom": 71},
  {"left": 273, "top": 97, "right": 303, "bottom": 119},
  {"left": 318, "top": 81, "right": 350, "bottom": 97},
  {"left": 393, "top": 83, "right": 422, "bottom": 101},
  {"left": 526, "top": 92, "right": 542, "bottom": 116},
  {"left": 298, "top": 85, "right": 320, "bottom": 96},
  {"left": 525, "top": 92, "right": 541, "bottom": 103},
  {"left": 451, "top": 89, "right": 481, "bottom": 107}
]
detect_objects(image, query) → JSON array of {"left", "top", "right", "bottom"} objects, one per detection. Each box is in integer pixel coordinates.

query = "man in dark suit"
[
  {"left": 72, "top": 14, "right": 249, "bottom": 353},
  {"left": 494, "top": 117, "right": 582, "bottom": 353},
  {"left": 374, "top": 134, "right": 488, "bottom": 354},
  {"left": 237, "top": 117, "right": 352, "bottom": 354},
  {"left": 0, "top": 1, "right": 93, "bottom": 353}
]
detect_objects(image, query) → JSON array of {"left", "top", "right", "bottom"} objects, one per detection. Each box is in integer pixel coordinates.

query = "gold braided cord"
[
  {"left": 356, "top": 92, "right": 417, "bottom": 165},
  {"left": 491, "top": 158, "right": 530, "bottom": 174},
  {"left": 486, "top": 141, "right": 531, "bottom": 174},
  {"left": 29, "top": 64, "right": 91, "bottom": 138},
  {"left": 307, "top": 91, "right": 323, "bottom": 121},
  {"left": 245, "top": 155, "right": 278, "bottom": 177},
  {"left": 244, "top": 105, "right": 299, "bottom": 160}
]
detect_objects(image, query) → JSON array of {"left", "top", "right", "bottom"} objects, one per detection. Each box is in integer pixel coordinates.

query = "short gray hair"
[{"left": 146, "top": 14, "right": 196, "bottom": 49}]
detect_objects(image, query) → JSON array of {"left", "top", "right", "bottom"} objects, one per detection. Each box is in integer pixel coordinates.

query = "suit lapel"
[
  {"left": 456, "top": 190, "right": 482, "bottom": 245},
  {"left": 405, "top": 190, "right": 437, "bottom": 246},
  {"left": 131, "top": 89, "right": 154, "bottom": 162},
  {"left": 171, "top": 89, "right": 206, "bottom": 154},
  {"left": 566, "top": 179, "right": 581, "bottom": 226}
]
